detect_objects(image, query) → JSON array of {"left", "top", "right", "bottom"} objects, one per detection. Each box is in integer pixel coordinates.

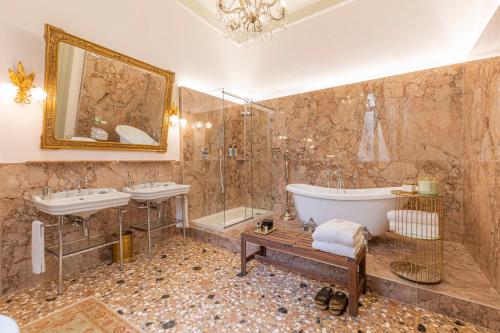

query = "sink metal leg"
[
  {"left": 157, "top": 201, "right": 162, "bottom": 224},
  {"left": 57, "top": 215, "right": 64, "bottom": 295},
  {"left": 118, "top": 207, "right": 124, "bottom": 271},
  {"left": 181, "top": 195, "right": 187, "bottom": 242},
  {"left": 146, "top": 200, "right": 152, "bottom": 258}
]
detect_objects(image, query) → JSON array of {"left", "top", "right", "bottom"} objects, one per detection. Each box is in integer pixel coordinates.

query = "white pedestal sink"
[
  {"left": 122, "top": 182, "right": 190, "bottom": 201},
  {"left": 122, "top": 182, "right": 190, "bottom": 257},
  {"left": 33, "top": 188, "right": 131, "bottom": 217},
  {"left": 32, "top": 188, "right": 131, "bottom": 295}
]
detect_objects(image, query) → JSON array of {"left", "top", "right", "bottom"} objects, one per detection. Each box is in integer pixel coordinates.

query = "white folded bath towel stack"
[
  {"left": 387, "top": 210, "right": 440, "bottom": 239},
  {"left": 311, "top": 219, "right": 364, "bottom": 259}
]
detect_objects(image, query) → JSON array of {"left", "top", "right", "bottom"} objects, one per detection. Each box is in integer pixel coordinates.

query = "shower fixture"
[{"left": 201, "top": 147, "right": 209, "bottom": 160}]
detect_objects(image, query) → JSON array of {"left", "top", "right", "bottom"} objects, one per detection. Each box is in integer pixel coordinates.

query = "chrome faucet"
[
  {"left": 324, "top": 170, "right": 334, "bottom": 188},
  {"left": 325, "top": 154, "right": 345, "bottom": 193},
  {"left": 127, "top": 171, "right": 135, "bottom": 188},
  {"left": 76, "top": 176, "right": 90, "bottom": 196},
  {"left": 335, "top": 168, "right": 345, "bottom": 193}
]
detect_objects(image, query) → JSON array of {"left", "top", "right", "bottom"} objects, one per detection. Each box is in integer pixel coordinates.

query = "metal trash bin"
[{"left": 112, "top": 230, "right": 133, "bottom": 263}]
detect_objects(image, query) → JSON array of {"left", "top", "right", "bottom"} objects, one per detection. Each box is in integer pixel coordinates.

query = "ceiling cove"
[{"left": 176, "top": 0, "right": 352, "bottom": 44}]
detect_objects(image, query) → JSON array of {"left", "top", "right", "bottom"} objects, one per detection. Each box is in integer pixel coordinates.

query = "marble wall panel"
[
  {"left": 462, "top": 55, "right": 500, "bottom": 293},
  {"left": 0, "top": 161, "right": 181, "bottom": 295},
  {"left": 265, "top": 64, "right": 465, "bottom": 242}
]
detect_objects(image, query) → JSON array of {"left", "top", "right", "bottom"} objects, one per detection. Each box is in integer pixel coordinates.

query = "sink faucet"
[
  {"left": 150, "top": 172, "right": 160, "bottom": 187},
  {"left": 127, "top": 171, "right": 134, "bottom": 188},
  {"left": 76, "top": 176, "right": 90, "bottom": 196}
]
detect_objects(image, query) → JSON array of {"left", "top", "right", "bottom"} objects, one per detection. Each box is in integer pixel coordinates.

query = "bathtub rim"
[{"left": 286, "top": 183, "right": 402, "bottom": 201}]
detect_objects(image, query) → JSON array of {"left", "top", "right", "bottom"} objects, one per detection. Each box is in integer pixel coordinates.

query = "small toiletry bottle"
[
  {"left": 233, "top": 144, "right": 238, "bottom": 157},
  {"left": 228, "top": 146, "right": 233, "bottom": 157}
]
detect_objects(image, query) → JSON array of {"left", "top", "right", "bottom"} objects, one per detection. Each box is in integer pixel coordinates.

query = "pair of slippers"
[{"left": 314, "top": 287, "right": 347, "bottom": 315}]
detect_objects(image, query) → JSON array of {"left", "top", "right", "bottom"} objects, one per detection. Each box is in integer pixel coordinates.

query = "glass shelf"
[{"left": 46, "top": 234, "right": 118, "bottom": 258}]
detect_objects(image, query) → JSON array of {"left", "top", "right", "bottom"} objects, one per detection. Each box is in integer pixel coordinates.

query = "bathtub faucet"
[
  {"left": 335, "top": 168, "right": 345, "bottom": 194},
  {"left": 325, "top": 167, "right": 345, "bottom": 193},
  {"left": 323, "top": 170, "right": 334, "bottom": 188},
  {"left": 325, "top": 154, "right": 345, "bottom": 193}
]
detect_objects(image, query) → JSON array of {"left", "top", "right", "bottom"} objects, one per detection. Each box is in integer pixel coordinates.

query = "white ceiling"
[
  {"left": 178, "top": 0, "right": 500, "bottom": 101},
  {"left": 1, "top": 0, "right": 499, "bottom": 105},
  {"left": 196, "top": 0, "right": 338, "bottom": 15}
]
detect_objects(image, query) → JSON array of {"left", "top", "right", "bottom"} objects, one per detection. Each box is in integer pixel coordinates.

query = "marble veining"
[{"left": 0, "top": 161, "right": 181, "bottom": 294}]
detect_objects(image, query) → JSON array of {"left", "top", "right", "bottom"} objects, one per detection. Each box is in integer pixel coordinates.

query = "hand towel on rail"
[{"left": 31, "top": 220, "right": 45, "bottom": 274}]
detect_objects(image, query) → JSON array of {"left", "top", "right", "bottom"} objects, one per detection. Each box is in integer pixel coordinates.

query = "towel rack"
[{"left": 388, "top": 190, "right": 444, "bottom": 284}]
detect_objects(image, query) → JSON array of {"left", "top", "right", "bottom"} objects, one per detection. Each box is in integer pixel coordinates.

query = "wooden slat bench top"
[
  {"left": 241, "top": 228, "right": 366, "bottom": 266},
  {"left": 240, "top": 227, "right": 367, "bottom": 316}
]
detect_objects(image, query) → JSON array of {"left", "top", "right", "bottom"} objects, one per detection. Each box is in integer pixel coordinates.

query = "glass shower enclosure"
[{"left": 180, "top": 87, "right": 272, "bottom": 230}]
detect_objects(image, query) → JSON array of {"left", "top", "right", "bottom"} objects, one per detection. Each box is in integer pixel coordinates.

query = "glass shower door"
[{"left": 180, "top": 87, "right": 225, "bottom": 229}]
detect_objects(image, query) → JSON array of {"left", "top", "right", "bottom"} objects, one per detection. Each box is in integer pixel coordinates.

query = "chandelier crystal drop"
[{"left": 217, "top": 0, "right": 288, "bottom": 42}]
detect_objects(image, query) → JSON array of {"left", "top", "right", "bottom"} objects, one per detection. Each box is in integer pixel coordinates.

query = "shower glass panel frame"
[{"left": 181, "top": 87, "right": 272, "bottom": 230}]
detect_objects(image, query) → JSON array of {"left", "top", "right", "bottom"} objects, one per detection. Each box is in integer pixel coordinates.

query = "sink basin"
[
  {"left": 33, "top": 188, "right": 131, "bottom": 217},
  {"left": 123, "top": 182, "right": 190, "bottom": 201}
]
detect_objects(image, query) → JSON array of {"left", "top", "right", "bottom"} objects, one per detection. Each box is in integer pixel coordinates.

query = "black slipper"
[
  {"left": 314, "top": 287, "right": 333, "bottom": 310},
  {"left": 329, "top": 291, "right": 347, "bottom": 315}
]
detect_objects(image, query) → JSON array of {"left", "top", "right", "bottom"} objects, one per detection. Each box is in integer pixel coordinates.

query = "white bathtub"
[{"left": 286, "top": 184, "right": 402, "bottom": 236}]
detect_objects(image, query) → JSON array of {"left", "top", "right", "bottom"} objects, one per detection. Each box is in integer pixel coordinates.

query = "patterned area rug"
[{"left": 22, "top": 297, "right": 142, "bottom": 332}]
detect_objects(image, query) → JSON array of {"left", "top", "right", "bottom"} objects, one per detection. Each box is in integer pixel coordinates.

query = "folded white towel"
[
  {"left": 387, "top": 210, "right": 439, "bottom": 225},
  {"left": 389, "top": 220, "right": 440, "bottom": 239},
  {"left": 31, "top": 220, "right": 45, "bottom": 274},
  {"left": 312, "top": 239, "right": 363, "bottom": 259},
  {"left": 312, "top": 219, "right": 363, "bottom": 247}
]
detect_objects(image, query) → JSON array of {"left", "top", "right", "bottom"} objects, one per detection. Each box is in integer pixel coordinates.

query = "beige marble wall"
[
  {"left": 0, "top": 161, "right": 181, "bottom": 295},
  {"left": 462, "top": 56, "right": 500, "bottom": 291},
  {"left": 265, "top": 64, "right": 465, "bottom": 242},
  {"left": 75, "top": 52, "right": 166, "bottom": 142}
]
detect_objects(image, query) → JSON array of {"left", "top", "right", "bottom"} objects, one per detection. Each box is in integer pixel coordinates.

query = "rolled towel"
[
  {"left": 312, "top": 238, "right": 363, "bottom": 259},
  {"left": 389, "top": 220, "right": 439, "bottom": 239},
  {"left": 312, "top": 219, "right": 363, "bottom": 247},
  {"left": 387, "top": 210, "right": 438, "bottom": 225},
  {"left": 31, "top": 220, "right": 45, "bottom": 274}
]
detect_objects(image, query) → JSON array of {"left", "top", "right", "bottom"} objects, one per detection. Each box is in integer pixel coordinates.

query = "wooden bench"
[{"left": 240, "top": 228, "right": 366, "bottom": 316}]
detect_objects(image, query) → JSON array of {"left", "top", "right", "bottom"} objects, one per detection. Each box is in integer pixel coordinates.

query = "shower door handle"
[{"left": 219, "top": 149, "right": 225, "bottom": 194}]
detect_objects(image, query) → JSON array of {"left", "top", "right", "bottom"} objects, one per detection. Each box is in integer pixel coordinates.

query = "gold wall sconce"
[
  {"left": 1, "top": 62, "right": 46, "bottom": 104},
  {"left": 168, "top": 105, "right": 187, "bottom": 128}
]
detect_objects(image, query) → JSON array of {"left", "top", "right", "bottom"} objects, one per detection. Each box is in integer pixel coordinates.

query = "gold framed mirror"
[{"left": 41, "top": 24, "right": 175, "bottom": 151}]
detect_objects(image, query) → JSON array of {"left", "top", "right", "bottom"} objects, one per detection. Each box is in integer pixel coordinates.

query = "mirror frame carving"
[{"left": 41, "top": 24, "right": 175, "bottom": 152}]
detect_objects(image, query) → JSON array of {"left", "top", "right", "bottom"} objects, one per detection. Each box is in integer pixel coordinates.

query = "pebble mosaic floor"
[{"left": 0, "top": 236, "right": 493, "bottom": 333}]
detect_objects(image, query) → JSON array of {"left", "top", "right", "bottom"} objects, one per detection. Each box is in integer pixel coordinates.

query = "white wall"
[
  {"left": 0, "top": 0, "right": 240, "bottom": 163},
  {"left": 0, "top": 0, "right": 499, "bottom": 162}
]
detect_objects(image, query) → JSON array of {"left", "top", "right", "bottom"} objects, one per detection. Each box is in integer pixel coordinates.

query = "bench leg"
[
  {"left": 240, "top": 238, "right": 247, "bottom": 276},
  {"left": 348, "top": 261, "right": 359, "bottom": 316},
  {"left": 360, "top": 255, "right": 367, "bottom": 294},
  {"left": 260, "top": 246, "right": 267, "bottom": 257}
]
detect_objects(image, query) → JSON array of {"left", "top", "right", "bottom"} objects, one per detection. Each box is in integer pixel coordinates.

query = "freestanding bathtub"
[{"left": 286, "top": 184, "right": 402, "bottom": 236}]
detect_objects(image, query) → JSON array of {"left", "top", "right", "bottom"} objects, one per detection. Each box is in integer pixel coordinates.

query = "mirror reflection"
[{"left": 54, "top": 42, "right": 166, "bottom": 145}]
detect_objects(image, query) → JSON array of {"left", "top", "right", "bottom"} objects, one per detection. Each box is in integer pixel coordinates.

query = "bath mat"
[{"left": 22, "top": 296, "right": 142, "bottom": 333}]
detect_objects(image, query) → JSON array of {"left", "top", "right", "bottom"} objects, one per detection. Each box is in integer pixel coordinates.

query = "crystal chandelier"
[{"left": 216, "top": 0, "right": 287, "bottom": 42}]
